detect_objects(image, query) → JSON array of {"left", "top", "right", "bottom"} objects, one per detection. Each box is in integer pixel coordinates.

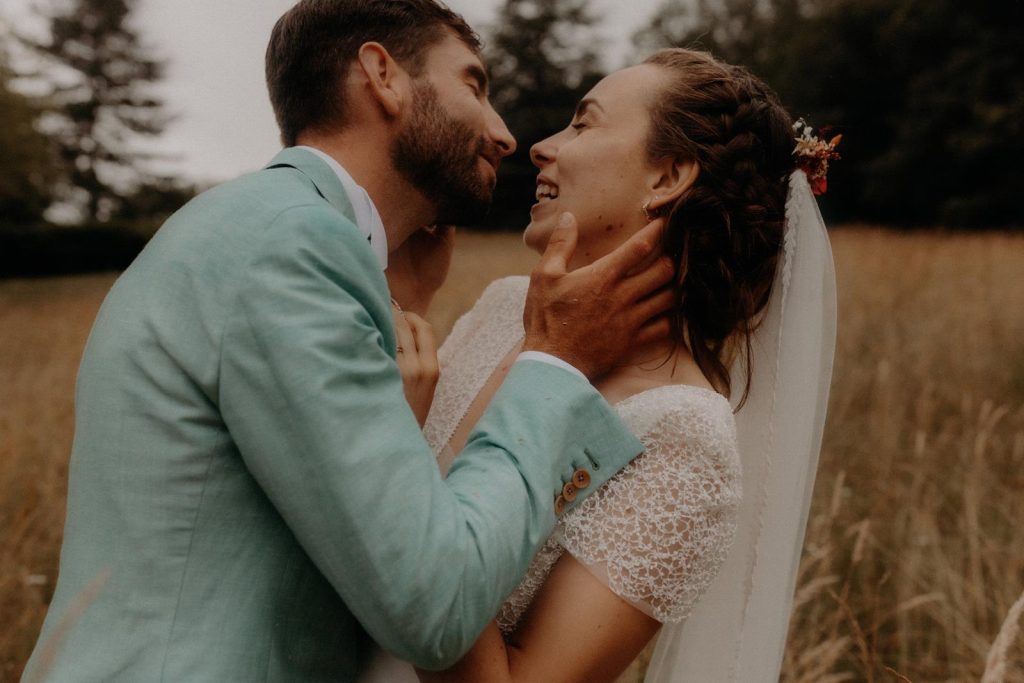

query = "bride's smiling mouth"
[{"left": 534, "top": 176, "right": 560, "bottom": 204}]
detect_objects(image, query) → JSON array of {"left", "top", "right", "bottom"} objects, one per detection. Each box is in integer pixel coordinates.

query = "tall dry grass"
[
  {"left": 0, "top": 275, "right": 112, "bottom": 682},
  {"left": 1, "top": 229, "right": 1022, "bottom": 682},
  {"left": 779, "top": 228, "right": 1024, "bottom": 682}
]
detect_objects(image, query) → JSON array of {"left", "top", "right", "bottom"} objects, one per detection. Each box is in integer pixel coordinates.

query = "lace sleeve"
[
  {"left": 425, "top": 276, "right": 528, "bottom": 458},
  {"left": 436, "top": 276, "right": 527, "bottom": 367},
  {"left": 555, "top": 388, "right": 742, "bottom": 624}
]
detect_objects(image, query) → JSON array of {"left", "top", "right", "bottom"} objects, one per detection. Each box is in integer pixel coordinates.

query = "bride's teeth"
[{"left": 535, "top": 183, "right": 559, "bottom": 201}]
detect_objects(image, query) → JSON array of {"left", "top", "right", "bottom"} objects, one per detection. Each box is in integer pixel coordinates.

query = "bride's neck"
[
  {"left": 607, "top": 334, "right": 716, "bottom": 390},
  {"left": 618, "top": 337, "right": 685, "bottom": 374}
]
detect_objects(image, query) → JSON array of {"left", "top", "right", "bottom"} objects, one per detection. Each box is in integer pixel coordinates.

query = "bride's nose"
[{"left": 530, "top": 134, "right": 558, "bottom": 169}]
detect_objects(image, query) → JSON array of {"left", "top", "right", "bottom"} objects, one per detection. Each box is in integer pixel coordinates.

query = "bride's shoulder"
[
  {"left": 458, "top": 275, "right": 528, "bottom": 329},
  {"left": 476, "top": 275, "right": 529, "bottom": 309},
  {"left": 618, "top": 384, "right": 735, "bottom": 435},
  {"left": 439, "top": 276, "right": 528, "bottom": 358},
  {"left": 556, "top": 383, "right": 741, "bottom": 624},
  {"left": 617, "top": 385, "right": 740, "bottom": 478}
]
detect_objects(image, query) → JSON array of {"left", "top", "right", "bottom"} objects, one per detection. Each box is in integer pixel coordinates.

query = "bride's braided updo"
[{"left": 643, "top": 49, "right": 795, "bottom": 405}]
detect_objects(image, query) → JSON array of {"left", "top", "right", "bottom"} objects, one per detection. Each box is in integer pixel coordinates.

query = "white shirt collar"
[{"left": 296, "top": 145, "right": 389, "bottom": 270}]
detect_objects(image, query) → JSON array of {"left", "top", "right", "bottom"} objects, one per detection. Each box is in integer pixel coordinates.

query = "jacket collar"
[
  {"left": 264, "top": 146, "right": 357, "bottom": 223},
  {"left": 265, "top": 147, "right": 390, "bottom": 270}
]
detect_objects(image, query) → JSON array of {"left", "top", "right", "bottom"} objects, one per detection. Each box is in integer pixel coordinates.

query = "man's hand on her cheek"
[{"left": 522, "top": 212, "right": 675, "bottom": 379}]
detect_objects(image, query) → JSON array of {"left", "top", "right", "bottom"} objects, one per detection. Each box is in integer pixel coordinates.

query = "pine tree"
[
  {"left": 26, "top": 0, "right": 167, "bottom": 222},
  {"left": 0, "top": 47, "right": 59, "bottom": 227}
]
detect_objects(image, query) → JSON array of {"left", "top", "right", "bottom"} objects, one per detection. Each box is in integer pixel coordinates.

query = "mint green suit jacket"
[{"left": 23, "top": 148, "right": 643, "bottom": 682}]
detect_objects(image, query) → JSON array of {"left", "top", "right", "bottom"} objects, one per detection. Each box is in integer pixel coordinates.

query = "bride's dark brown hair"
[{"left": 643, "top": 49, "right": 795, "bottom": 407}]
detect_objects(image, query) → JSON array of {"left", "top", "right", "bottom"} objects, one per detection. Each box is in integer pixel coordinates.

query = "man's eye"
[{"left": 571, "top": 121, "right": 587, "bottom": 131}]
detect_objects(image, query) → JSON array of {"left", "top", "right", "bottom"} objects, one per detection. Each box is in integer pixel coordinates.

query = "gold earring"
[{"left": 642, "top": 199, "right": 658, "bottom": 221}]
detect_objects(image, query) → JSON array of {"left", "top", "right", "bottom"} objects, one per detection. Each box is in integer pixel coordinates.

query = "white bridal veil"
[{"left": 645, "top": 170, "right": 838, "bottom": 682}]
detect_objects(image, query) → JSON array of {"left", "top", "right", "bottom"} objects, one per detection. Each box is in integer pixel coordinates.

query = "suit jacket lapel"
[
  {"left": 263, "top": 146, "right": 395, "bottom": 356},
  {"left": 265, "top": 147, "right": 358, "bottom": 225}
]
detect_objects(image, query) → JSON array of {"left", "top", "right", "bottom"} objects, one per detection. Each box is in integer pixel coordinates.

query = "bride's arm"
[
  {"left": 418, "top": 393, "right": 742, "bottom": 683},
  {"left": 416, "top": 554, "right": 660, "bottom": 683}
]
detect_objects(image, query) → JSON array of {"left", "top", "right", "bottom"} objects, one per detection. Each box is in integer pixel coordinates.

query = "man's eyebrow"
[
  {"left": 464, "top": 64, "right": 489, "bottom": 93},
  {"left": 574, "top": 98, "right": 603, "bottom": 118}
]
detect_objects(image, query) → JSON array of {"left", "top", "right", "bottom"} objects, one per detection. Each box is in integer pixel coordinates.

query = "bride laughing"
[{"left": 371, "top": 48, "right": 836, "bottom": 683}]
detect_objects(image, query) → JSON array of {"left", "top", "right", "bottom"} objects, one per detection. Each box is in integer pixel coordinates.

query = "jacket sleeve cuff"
[
  {"left": 494, "top": 360, "right": 644, "bottom": 517},
  {"left": 515, "top": 351, "right": 588, "bottom": 383}
]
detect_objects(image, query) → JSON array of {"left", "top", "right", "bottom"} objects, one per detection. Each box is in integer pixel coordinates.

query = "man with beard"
[{"left": 21, "top": 1, "right": 676, "bottom": 682}]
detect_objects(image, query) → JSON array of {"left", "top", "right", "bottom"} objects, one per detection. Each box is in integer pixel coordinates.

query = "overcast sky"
[{"left": 2, "top": 0, "right": 662, "bottom": 184}]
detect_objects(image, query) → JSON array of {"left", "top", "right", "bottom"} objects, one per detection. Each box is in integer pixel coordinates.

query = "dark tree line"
[
  {"left": 2, "top": 0, "right": 1020, "bottom": 243},
  {"left": 483, "top": 0, "right": 1023, "bottom": 229},
  {"left": 635, "top": 0, "right": 1024, "bottom": 227}
]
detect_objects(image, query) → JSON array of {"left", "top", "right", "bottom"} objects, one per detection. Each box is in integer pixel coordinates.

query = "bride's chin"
[{"left": 522, "top": 222, "right": 550, "bottom": 254}]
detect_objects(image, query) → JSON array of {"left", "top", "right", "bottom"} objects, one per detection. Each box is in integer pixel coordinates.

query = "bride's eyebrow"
[{"left": 573, "top": 98, "right": 604, "bottom": 120}]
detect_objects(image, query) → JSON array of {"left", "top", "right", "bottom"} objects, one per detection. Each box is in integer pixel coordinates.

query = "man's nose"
[{"left": 486, "top": 105, "right": 516, "bottom": 158}]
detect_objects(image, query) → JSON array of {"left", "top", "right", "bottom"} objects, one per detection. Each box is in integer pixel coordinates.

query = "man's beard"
[{"left": 392, "top": 80, "right": 495, "bottom": 226}]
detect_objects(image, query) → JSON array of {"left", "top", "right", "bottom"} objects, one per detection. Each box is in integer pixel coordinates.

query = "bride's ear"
[{"left": 648, "top": 158, "right": 700, "bottom": 214}]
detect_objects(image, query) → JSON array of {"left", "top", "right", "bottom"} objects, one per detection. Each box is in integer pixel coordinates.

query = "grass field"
[{"left": 2, "top": 228, "right": 1023, "bottom": 682}]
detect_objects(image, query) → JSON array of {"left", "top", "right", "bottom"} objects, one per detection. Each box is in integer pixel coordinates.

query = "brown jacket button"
[
  {"left": 573, "top": 469, "right": 592, "bottom": 489},
  {"left": 562, "top": 482, "right": 577, "bottom": 502},
  {"left": 554, "top": 495, "right": 566, "bottom": 515}
]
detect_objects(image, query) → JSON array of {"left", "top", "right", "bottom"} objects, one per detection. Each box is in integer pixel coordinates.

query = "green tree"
[
  {"left": 855, "top": 0, "right": 1024, "bottom": 227},
  {"left": 0, "top": 53, "right": 59, "bottom": 227},
  {"left": 483, "top": 0, "right": 605, "bottom": 230},
  {"left": 25, "top": 0, "right": 168, "bottom": 222},
  {"left": 636, "top": 0, "right": 1024, "bottom": 227}
]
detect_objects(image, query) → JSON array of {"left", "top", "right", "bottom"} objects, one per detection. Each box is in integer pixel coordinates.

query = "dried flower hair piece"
[{"left": 793, "top": 118, "right": 842, "bottom": 196}]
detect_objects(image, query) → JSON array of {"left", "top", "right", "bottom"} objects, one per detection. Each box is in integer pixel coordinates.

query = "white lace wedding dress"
[{"left": 359, "top": 276, "right": 742, "bottom": 682}]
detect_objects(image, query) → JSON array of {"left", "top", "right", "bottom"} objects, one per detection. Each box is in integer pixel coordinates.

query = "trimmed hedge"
[{"left": 0, "top": 225, "right": 152, "bottom": 278}]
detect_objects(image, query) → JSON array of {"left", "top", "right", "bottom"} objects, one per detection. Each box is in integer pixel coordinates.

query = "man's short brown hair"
[{"left": 266, "top": 0, "right": 480, "bottom": 146}]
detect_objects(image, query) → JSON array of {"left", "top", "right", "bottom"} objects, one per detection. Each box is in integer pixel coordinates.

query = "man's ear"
[
  {"left": 649, "top": 159, "right": 700, "bottom": 213},
  {"left": 355, "top": 42, "right": 408, "bottom": 119}
]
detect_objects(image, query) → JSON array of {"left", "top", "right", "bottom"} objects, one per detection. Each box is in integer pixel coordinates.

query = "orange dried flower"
[{"left": 793, "top": 119, "right": 842, "bottom": 196}]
